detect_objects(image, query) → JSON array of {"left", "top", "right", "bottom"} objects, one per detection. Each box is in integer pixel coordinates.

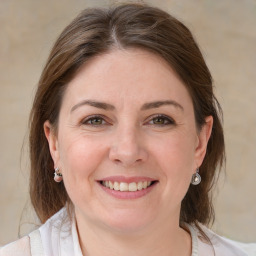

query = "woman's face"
[{"left": 45, "top": 48, "right": 212, "bottom": 232}]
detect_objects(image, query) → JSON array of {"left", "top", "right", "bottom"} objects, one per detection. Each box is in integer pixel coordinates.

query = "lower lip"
[{"left": 98, "top": 182, "right": 157, "bottom": 199}]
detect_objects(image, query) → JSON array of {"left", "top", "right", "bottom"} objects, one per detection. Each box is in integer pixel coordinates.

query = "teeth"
[
  {"left": 137, "top": 181, "right": 143, "bottom": 191},
  {"left": 102, "top": 180, "right": 153, "bottom": 191},
  {"left": 120, "top": 182, "right": 129, "bottom": 191},
  {"left": 114, "top": 181, "right": 119, "bottom": 191},
  {"left": 128, "top": 182, "right": 137, "bottom": 192},
  {"left": 109, "top": 181, "right": 114, "bottom": 189},
  {"left": 142, "top": 181, "right": 147, "bottom": 189}
]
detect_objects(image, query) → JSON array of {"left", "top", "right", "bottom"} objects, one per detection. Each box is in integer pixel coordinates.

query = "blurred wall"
[{"left": 0, "top": 0, "right": 255, "bottom": 245}]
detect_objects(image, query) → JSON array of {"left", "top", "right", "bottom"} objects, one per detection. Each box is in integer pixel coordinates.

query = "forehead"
[{"left": 63, "top": 48, "right": 192, "bottom": 110}]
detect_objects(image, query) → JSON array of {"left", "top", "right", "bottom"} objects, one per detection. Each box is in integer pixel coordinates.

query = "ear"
[
  {"left": 44, "top": 120, "right": 60, "bottom": 167},
  {"left": 194, "top": 116, "right": 213, "bottom": 168}
]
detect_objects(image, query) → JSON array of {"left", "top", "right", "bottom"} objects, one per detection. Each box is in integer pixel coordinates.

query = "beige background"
[{"left": 0, "top": 0, "right": 255, "bottom": 245}]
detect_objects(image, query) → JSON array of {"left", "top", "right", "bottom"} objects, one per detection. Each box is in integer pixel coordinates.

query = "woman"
[{"left": 0, "top": 2, "right": 254, "bottom": 256}]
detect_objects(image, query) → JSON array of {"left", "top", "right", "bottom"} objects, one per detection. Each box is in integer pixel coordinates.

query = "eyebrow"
[
  {"left": 70, "top": 99, "right": 184, "bottom": 112},
  {"left": 71, "top": 100, "right": 115, "bottom": 112},
  {"left": 141, "top": 100, "right": 184, "bottom": 111}
]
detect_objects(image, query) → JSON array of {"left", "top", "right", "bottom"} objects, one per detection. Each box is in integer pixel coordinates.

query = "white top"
[{"left": 1, "top": 207, "right": 255, "bottom": 255}]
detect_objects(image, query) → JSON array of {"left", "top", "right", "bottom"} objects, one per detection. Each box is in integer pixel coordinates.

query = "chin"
[{"left": 99, "top": 208, "right": 155, "bottom": 233}]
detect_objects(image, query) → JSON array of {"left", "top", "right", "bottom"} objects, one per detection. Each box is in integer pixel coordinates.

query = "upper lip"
[{"left": 98, "top": 176, "right": 157, "bottom": 183}]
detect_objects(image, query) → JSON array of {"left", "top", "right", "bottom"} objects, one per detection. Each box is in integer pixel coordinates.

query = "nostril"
[{"left": 109, "top": 143, "right": 148, "bottom": 167}]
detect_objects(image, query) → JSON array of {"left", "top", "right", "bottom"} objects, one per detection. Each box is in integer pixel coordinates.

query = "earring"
[
  {"left": 54, "top": 167, "right": 63, "bottom": 182},
  {"left": 191, "top": 168, "right": 201, "bottom": 185}
]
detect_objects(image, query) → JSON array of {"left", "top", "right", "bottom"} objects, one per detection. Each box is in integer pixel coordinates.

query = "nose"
[{"left": 108, "top": 126, "right": 148, "bottom": 167}]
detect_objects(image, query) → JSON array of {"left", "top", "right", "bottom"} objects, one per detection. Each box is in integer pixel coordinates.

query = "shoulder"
[
  {"left": 0, "top": 208, "right": 68, "bottom": 256},
  {"left": 217, "top": 238, "right": 256, "bottom": 256},
  {"left": 198, "top": 224, "right": 256, "bottom": 256},
  {"left": 0, "top": 236, "right": 31, "bottom": 256},
  {"left": 39, "top": 207, "right": 75, "bottom": 255},
  {"left": 39, "top": 206, "right": 71, "bottom": 236}
]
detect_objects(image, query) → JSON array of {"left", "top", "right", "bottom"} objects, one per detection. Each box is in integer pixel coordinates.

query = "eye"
[
  {"left": 147, "top": 114, "right": 175, "bottom": 126},
  {"left": 81, "top": 115, "right": 107, "bottom": 126}
]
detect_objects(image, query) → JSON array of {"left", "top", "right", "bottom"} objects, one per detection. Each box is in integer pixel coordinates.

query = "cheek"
[
  {"left": 58, "top": 134, "right": 107, "bottom": 192},
  {"left": 151, "top": 132, "right": 196, "bottom": 193},
  {"left": 154, "top": 132, "right": 195, "bottom": 168}
]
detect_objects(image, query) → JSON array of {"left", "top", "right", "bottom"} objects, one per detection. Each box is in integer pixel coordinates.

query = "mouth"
[
  {"left": 99, "top": 180, "right": 157, "bottom": 192},
  {"left": 97, "top": 177, "right": 158, "bottom": 199}
]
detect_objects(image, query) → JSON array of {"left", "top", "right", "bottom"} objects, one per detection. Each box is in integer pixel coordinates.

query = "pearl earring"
[
  {"left": 191, "top": 168, "right": 201, "bottom": 185},
  {"left": 54, "top": 167, "right": 63, "bottom": 182}
]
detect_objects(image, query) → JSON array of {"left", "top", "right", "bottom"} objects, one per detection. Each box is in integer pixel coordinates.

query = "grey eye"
[
  {"left": 149, "top": 115, "right": 174, "bottom": 126},
  {"left": 153, "top": 117, "right": 168, "bottom": 125},
  {"left": 82, "top": 115, "right": 106, "bottom": 126},
  {"left": 89, "top": 117, "right": 103, "bottom": 125}
]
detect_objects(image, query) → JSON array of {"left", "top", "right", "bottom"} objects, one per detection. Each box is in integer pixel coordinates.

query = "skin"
[{"left": 44, "top": 48, "right": 213, "bottom": 256}]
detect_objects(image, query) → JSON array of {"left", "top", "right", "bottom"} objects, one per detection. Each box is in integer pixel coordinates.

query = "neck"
[{"left": 75, "top": 211, "right": 191, "bottom": 256}]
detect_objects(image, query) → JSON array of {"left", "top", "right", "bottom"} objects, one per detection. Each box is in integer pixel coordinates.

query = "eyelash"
[
  {"left": 81, "top": 115, "right": 108, "bottom": 126},
  {"left": 147, "top": 114, "right": 175, "bottom": 126},
  {"left": 81, "top": 114, "right": 175, "bottom": 127}
]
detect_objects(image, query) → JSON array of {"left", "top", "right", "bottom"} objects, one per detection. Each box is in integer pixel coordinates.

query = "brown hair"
[{"left": 29, "top": 2, "right": 225, "bottom": 242}]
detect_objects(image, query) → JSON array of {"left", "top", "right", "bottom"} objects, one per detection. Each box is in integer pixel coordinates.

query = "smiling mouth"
[{"left": 99, "top": 180, "right": 157, "bottom": 192}]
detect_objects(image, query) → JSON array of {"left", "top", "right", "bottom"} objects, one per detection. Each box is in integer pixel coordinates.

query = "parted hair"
[{"left": 29, "top": 2, "right": 225, "bottom": 242}]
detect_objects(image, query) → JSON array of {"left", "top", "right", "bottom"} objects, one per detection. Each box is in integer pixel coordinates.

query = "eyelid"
[
  {"left": 80, "top": 114, "right": 175, "bottom": 127},
  {"left": 81, "top": 114, "right": 109, "bottom": 126},
  {"left": 145, "top": 114, "right": 175, "bottom": 125}
]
